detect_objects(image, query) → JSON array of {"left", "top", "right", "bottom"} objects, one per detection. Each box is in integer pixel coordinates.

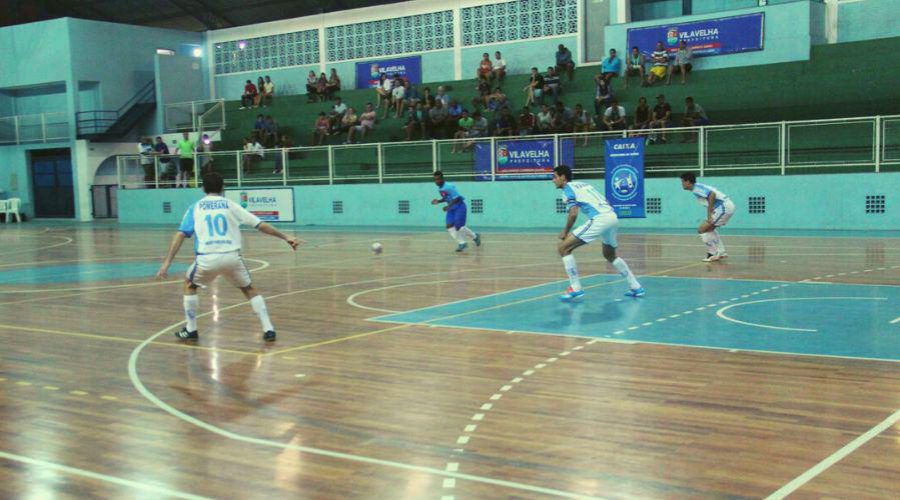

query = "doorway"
[{"left": 31, "top": 148, "right": 75, "bottom": 218}]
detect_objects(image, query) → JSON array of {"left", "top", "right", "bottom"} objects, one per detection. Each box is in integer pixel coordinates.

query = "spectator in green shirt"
[
  {"left": 176, "top": 132, "right": 196, "bottom": 188},
  {"left": 451, "top": 110, "right": 475, "bottom": 153}
]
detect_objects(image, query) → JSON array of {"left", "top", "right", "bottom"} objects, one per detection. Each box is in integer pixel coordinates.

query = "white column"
[{"left": 452, "top": 6, "right": 463, "bottom": 81}]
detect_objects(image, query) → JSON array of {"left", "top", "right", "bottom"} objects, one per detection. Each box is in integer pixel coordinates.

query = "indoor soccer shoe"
[
  {"left": 702, "top": 253, "right": 722, "bottom": 262},
  {"left": 624, "top": 287, "right": 646, "bottom": 298},
  {"left": 455, "top": 242, "right": 468, "bottom": 252},
  {"left": 174, "top": 327, "right": 198, "bottom": 340},
  {"left": 263, "top": 330, "right": 276, "bottom": 342},
  {"left": 559, "top": 287, "right": 585, "bottom": 301},
  {"left": 474, "top": 233, "right": 482, "bottom": 247}
]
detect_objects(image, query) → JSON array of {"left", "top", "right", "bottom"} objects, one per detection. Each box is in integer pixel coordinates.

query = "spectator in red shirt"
[{"left": 241, "top": 80, "right": 258, "bottom": 109}]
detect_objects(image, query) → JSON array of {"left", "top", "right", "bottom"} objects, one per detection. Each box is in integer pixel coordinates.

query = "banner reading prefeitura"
[
  {"left": 627, "top": 12, "right": 765, "bottom": 59},
  {"left": 473, "top": 139, "right": 575, "bottom": 181},
  {"left": 604, "top": 138, "right": 645, "bottom": 218},
  {"left": 355, "top": 56, "right": 422, "bottom": 89},
  {"left": 225, "top": 188, "right": 295, "bottom": 223}
]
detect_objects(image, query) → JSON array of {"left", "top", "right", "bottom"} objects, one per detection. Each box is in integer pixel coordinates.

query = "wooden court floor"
[{"left": 0, "top": 223, "right": 898, "bottom": 499}]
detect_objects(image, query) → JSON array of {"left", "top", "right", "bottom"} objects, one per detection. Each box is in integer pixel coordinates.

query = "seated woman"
[
  {"left": 305, "top": 71, "right": 319, "bottom": 102},
  {"left": 326, "top": 69, "right": 341, "bottom": 99},
  {"left": 316, "top": 73, "right": 328, "bottom": 102},
  {"left": 254, "top": 76, "right": 265, "bottom": 107},
  {"left": 476, "top": 52, "right": 493, "bottom": 82},
  {"left": 312, "top": 112, "right": 331, "bottom": 146},
  {"left": 375, "top": 73, "right": 392, "bottom": 110}
]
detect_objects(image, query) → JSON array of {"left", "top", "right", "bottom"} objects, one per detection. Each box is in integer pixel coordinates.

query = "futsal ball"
[{"left": 371, "top": 242, "right": 383, "bottom": 254}]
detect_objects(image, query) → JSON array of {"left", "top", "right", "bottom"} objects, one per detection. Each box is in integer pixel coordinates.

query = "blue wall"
[
  {"left": 118, "top": 173, "right": 900, "bottom": 231},
  {"left": 606, "top": 1, "right": 819, "bottom": 71},
  {"left": 461, "top": 36, "right": 578, "bottom": 80},
  {"left": 838, "top": 0, "right": 900, "bottom": 43},
  {"left": 0, "top": 19, "right": 72, "bottom": 92}
]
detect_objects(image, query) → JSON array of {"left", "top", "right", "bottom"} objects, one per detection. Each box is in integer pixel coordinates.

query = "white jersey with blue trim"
[
  {"left": 562, "top": 181, "right": 615, "bottom": 219},
  {"left": 691, "top": 182, "right": 729, "bottom": 208},
  {"left": 179, "top": 195, "right": 262, "bottom": 254}
]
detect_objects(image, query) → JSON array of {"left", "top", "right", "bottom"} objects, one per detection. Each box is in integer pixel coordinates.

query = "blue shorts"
[{"left": 445, "top": 202, "right": 467, "bottom": 229}]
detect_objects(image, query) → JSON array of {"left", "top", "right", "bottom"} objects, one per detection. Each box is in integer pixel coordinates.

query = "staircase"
[{"left": 77, "top": 80, "right": 156, "bottom": 141}]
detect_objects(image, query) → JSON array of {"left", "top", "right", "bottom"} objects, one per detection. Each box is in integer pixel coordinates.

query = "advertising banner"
[
  {"left": 603, "top": 138, "right": 645, "bottom": 218},
  {"left": 474, "top": 139, "right": 574, "bottom": 181},
  {"left": 355, "top": 55, "right": 422, "bottom": 89},
  {"left": 627, "top": 12, "right": 764, "bottom": 58},
  {"left": 225, "top": 188, "right": 295, "bottom": 223}
]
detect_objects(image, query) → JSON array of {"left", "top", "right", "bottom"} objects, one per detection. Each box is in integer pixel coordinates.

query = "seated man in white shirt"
[{"left": 491, "top": 51, "right": 507, "bottom": 84}]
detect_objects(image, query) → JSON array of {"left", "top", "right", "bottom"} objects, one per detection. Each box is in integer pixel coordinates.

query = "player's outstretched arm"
[
  {"left": 157, "top": 232, "right": 186, "bottom": 279},
  {"left": 257, "top": 222, "right": 302, "bottom": 250}
]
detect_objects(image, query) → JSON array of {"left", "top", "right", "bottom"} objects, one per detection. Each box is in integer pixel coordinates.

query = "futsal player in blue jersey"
[
  {"left": 553, "top": 165, "right": 644, "bottom": 301},
  {"left": 680, "top": 172, "right": 736, "bottom": 262},
  {"left": 156, "top": 172, "right": 301, "bottom": 341},
  {"left": 431, "top": 170, "right": 481, "bottom": 252}
]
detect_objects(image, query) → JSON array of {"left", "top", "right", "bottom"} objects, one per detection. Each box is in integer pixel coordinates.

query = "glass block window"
[
  {"left": 646, "top": 197, "right": 661, "bottom": 214},
  {"left": 214, "top": 29, "right": 320, "bottom": 75},
  {"left": 748, "top": 196, "right": 766, "bottom": 214},
  {"left": 865, "top": 195, "right": 885, "bottom": 214},
  {"left": 326, "top": 11, "right": 454, "bottom": 62},
  {"left": 461, "top": 0, "right": 578, "bottom": 46}
]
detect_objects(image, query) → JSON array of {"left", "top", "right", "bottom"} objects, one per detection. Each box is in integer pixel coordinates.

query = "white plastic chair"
[
  {"left": 3, "top": 198, "right": 21, "bottom": 223},
  {"left": 0, "top": 200, "right": 7, "bottom": 222}
]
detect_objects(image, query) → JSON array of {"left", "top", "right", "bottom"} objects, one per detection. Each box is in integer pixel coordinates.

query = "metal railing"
[
  {"left": 165, "top": 99, "right": 226, "bottom": 132},
  {"left": 0, "top": 112, "right": 69, "bottom": 145},
  {"left": 116, "top": 114, "right": 900, "bottom": 189},
  {"left": 76, "top": 80, "right": 155, "bottom": 136}
]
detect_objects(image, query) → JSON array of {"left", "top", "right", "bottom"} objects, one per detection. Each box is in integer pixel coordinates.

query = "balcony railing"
[
  {"left": 0, "top": 112, "right": 69, "bottom": 145},
  {"left": 164, "top": 99, "right": 226, "bottom": 132}
]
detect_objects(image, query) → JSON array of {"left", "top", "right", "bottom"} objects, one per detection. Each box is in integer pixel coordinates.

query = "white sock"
[
  {"left": 701, "top": 232, "right": 718, "bottom": 255},
  {"left": 459, "top": 226, "right": 477, "bottom": 240},
  {"left": 250, "top": 295, "right": 275, "bottom": 332},
  {"left": 183, "top": 295, "right": 199, "bottom": 332},
  {"left": 712, "top": 230, "right": 725, "bottom": 254},
  {"left": 448, "top": 228, "right": 464, "bottom": 244},
  {"left": 562, "top": 254, "right": 582, "bottom": 291},
  {"left": 612, "top": 257, "right": 641, "bottom": 290}
]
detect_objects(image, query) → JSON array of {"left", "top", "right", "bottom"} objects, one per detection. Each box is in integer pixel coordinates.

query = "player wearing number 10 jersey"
[{"left": 156, "top": 172, "right": 300, "bottom": 342}]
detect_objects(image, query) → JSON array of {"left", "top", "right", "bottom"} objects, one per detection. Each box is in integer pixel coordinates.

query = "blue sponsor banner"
[
  {"left": 355, "top": 56, "right": 422, "bottom": 89},
  {"left": 627, "top": 12, "right": 764, "bottom": 59},
  {"left": 604, "top": 138, "right": 645, "bottom": 218},
  {"left": 474, "top": 139, "right": 574, "bottom": 181}
]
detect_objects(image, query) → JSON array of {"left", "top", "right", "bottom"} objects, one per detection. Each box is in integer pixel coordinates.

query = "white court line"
[
  {"left": 766, "top": 409, "right": 900, "bottom": 500},
  {"left": 891, "top": 317, "right": 900, "bottom": 324},
  {"left": 0, "top": 449, "right": 209, "bottom": 499},
  {"left": 0, "top": 234, "right": 74, "bottom": 257},
  {"left": 716, "top": 297, "right": 889, "bottom": 333}
]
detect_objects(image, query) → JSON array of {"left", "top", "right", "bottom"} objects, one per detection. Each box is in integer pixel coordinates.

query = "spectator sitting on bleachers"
[
  {"left": 376, "top": 73, "right": 392, "bottom": 110},
  {"left": 573, "top": 104, "right": 593, "bottom": 145},
  {"left": 536, "top": 104, "right": 553, "bottom": 133},
  {"left": 668, "top": 40, "right": 693, "bottom": 85},
  {"left": 472, "top": 78, "right": 491, "bottom": 110},
  {"left": 326, "top": 69, "right": 341, "bottom": 99},
  {"left": 403, "top": 82, "right": 421, "bottom": 116},
  {"left": 484, "top": 87, "right": 507, "bottom": 112},
  {"left": 253, "top": 114, "right": 266, "bottom": 137},
  {"left": 680, "top": 96, "right": 709, "bottom": 142},
  {"left": 625, "top": 46, "right": 645, "bottom": 89},
  {"left": 477, "top": 53, "right": 493, "bottom": 82},
  {"left": 493, "top": 106, "right": 516, "bottom": 136},
  {"left": 255, "top": 77, "right": 266, "bottom": 107},
  {"left": 338, "top": 107, "right": 358, "bottom": 135},
  {"left": 649, "top": 94, "right": 672, "bottom": 144},
  {"left": 263, "top": 116, "right": 279, "bottom": 147},
  {"left": 553, "top": 101, "right": 575, "bottom": 133},
  {"left": 647, "top": 41, "right": 669, "bottom": 86},
  {"left": 517, "top": 106, "right": 535, "bottom": 136},
  {"left": 316, "top": 73, "right": 328, "bottom": 102},
  {"left": 594, "top": 76, "right": 613, "bottom": 115},
  {"left": 465, "top": 111, "right": 489, "bottom": 149},
  {"left": 313, "top": 112, "right": 331, "bottom": 146},
  {"left": 241, "top": 80, "right": 258, "bottom": 109},
  {"left": 631, "top": 96, "right": 651, "bottom": 133},
  {"left": 446, "top": 99, "right": 464, "bottom": 120},
  {"left": 435, "top": 86, "right": 451, "bottom": 108},
  {"left": 305, "top": 71, "right": 319, "bottom": 102},
  {"left": 403, "top": 102, "right": 426, "bottom": 141},
  {"left": 555, "top": 44, "right": 575, "bottom": 81},
  {"left": 346, "top": 102, "right": 377, "bottom": 144},
  {"left": 603, "top": 99, "right": 627, "bottom": 132},
  {"left": 524, "top": 67, "right": 544, "bottom": 107},
  {"left": 600, "top": 48, "right": 622, "bottom": 84},
  {"left": 262, "top": 76, "right": 275, "bottom": 106},
  {"left": 543, "top": 66, "right": 561, "bottom": 105},
  {"left": 390, "top": 76, "right": 406, "bottom": 118},
  {"left": 273, "top": 133, "right": 292, "bottom": 174},
  {"left": 421, "top": 87, "right": 436, "bottom": 109},
  {"left": 426, "top": 99, "right": 449, "bottom": 139},
  {"left": 330, "top": 97, "right": 348, "bottom": 129},
  {"left": 452, "top": 110, "right": 475, "bottom": 153},
  {"left": 242, "top": 137, "right": 264, "bottom": 175},
  {"left": 492, "top": 51, "right": 506, "bottom": 84}
]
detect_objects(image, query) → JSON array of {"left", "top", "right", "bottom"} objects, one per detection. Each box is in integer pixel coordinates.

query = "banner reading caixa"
[
  {"left": 355, "top": 56, "right": 422, "bottom": 89},
  {"left": 604, "top": 138, "right": 645, "bottom": 218},
  {"left": 225, "top": 188, "right": 295, "bottom": 223},
  {"left": 627, "top": 12, "right": 764, "bottom": 58},
  {"left": 473, "top": 139, "right": 575, "bottom": 181}
]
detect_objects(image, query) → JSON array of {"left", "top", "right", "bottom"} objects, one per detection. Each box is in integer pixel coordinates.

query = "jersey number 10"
[{"left": 204, "top": 214, "right": 228, "bottom": 236}]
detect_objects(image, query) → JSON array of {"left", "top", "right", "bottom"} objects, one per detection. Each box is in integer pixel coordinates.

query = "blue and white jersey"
[
  {"left": 179, "top": 195, "right": 262, "bottom": 254},
  {"left": 562, "top": 181, "right": 615, "bottom": 219},
  {"left": 691, "top": 182, "right": 729, "bottom": 208},
  {"left": 437, "top": 182, "right": 464, "bottom": 203}
]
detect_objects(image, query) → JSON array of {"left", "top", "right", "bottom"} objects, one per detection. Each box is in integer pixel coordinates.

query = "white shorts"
[
  {"left": 186, "top": 252, "right": 252, "bottom": 288},
  {"left": 573, "top": 213, "right": 619, "bottom": 247},
  {"left": 711, "top": 199, "right": 736, "bottom": 227}
]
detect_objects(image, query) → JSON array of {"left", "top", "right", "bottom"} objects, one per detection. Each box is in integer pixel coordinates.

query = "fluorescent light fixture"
[{"left": 192, "top": 47, "right": 202, "bottom": 57}]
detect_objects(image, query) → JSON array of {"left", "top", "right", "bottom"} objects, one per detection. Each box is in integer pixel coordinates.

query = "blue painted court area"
[
  {"left": 374, "top": 276, "right": 900, "bottom": 361},
  {"left": 0, "top": 262, "right": 189, "bottom": 285}
]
